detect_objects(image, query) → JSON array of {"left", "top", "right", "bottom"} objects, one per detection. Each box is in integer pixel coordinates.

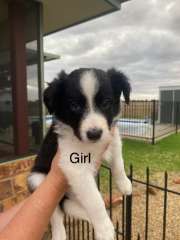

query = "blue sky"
[{"left": 44, "top": 0, "right": 180, "bottom": 100}]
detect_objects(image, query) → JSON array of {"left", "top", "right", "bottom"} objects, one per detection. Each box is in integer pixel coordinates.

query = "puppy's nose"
[{"left": 87, "top": 128, "right": 102, "bottom": 141}]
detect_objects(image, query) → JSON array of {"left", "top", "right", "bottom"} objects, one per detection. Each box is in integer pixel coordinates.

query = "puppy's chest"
[{"left": 58, "top": 137, "right": 106, "bottom": 171}]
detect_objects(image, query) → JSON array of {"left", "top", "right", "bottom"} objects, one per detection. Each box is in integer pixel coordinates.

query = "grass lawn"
[
  {"left": 99, "top": 133, "right": 180, "bottom": 192},
  {"left": 123, "top": 133, "right": 180, "bottom": 176},
  {"left": 99, "top": 134, "right": 180, "bottom": 240}
]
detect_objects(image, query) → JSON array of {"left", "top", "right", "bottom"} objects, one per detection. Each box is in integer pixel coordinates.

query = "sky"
[{"left": 44, "top": 0, "right": 180, "bottom": 100}]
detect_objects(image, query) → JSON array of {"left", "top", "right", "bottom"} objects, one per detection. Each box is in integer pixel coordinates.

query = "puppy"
[{"left": 27, "top": 68, "right": 132, "bottom": 240}]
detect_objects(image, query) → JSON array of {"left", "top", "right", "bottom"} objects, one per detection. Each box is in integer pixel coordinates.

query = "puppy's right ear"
[
  {"left": 107, "top": 68, "right": 131, "bottom": 104},
  {"left": 43, "top": 71, "right": 67, "bottom": 114}
]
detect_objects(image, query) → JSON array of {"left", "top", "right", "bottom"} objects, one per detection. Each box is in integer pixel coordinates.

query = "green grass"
[
  {"left": 99, "top": 134, "right": 180, "bottom": 192},
  {"left": 123, "top": 133, "right": 180, "bottom": 176}
]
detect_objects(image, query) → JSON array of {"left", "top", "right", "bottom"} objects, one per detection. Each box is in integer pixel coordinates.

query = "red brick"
[
  {"left": 16, "top": 190, "right": 30, "bottom": 202},
  {"left": 2, "top": 197, "right": 17, "bottom": 210},
  {"left": 12, "top": 172, "right": 29, "bottom": 193},
  {"left": 0, "top": 157, "right": 35, "bottom": 180},
  {"left": 0, "top": 180, "right": 13, "bottom": 201}
]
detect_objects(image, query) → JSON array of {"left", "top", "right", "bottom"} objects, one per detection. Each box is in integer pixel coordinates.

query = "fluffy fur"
[{"left": 27, "top": 68, "right": 132, "bottom": 240}]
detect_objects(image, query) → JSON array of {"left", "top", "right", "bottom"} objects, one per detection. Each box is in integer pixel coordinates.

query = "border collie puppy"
[{"left": 28, "top": 68, "right": 132, "bottom": 240}]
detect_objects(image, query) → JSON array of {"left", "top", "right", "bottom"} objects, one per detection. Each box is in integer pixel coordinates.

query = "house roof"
[
  {"left": 0, "top": 49, "right": 60, "bottom": 69},
  {"left": 0, "top": 0, "right": 130, "bottom": 50},
  {"left": 159, "top": 86, "right": 180, "bottom": 91},
  {"left": 35, "top": 0, "right": 130, "bottom": 35}
]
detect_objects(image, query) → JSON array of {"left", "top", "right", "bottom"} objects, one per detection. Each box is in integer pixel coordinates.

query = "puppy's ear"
[
  {"left": 107, "top": 68, "right": 131, "bottom": 104},
  {"left": 43, "top": 70, "right": 67, "bottom": 114}
]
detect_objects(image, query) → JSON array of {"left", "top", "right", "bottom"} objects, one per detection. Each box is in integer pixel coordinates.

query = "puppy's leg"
[
  {"left": 63, "top": 199, "right": 89, "bottom": 221},
  {"left": 103, "top": 126, "right": 132, "bottom": 195},
  {"left": 27, "top": 171, "right": 46, "bottom": 192},
  {"left": 64, "top": 171, "right": 114, "bottom": 240},
  {"left": 51, "top": 206, "right": 66, "bottom": 240}
]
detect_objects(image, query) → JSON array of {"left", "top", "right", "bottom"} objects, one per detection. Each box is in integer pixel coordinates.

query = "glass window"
[
  {"left": 0, "top": 3, "right": 14, "bottom": 161},
  {"left": 26, "top": 2, "right": 42, "bottom": 152},
  {"left": 0, "top": 1, "right": 42, "bottom": 162}
]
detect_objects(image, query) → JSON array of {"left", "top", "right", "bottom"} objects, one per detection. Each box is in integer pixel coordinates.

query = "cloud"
[{"left": 44, "top": 0, "right": 180, "bottom": 99}]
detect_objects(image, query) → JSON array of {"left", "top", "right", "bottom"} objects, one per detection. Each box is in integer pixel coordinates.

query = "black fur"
[{"left": 32, "top": 125, "right": 58, "bottom": 174}]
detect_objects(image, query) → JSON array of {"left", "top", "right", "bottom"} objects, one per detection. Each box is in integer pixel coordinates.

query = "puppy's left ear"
[
  {"left": 43, "top": 70, "right": 67, "bottom": 114},
  {"left": 107, "top": 68, "right": 131, "bottom": 104}
]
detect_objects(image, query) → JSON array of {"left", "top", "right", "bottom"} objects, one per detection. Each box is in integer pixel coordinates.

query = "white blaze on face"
[
  {"left": 80, "top": 70, "right": 110, "bottom": 142},
  {"left": 80, "top": 70, "right": 97, "bottom": 111}
]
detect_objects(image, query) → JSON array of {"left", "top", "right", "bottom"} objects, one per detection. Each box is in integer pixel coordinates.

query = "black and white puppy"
[{"left": 28, "top": 68, "right": 132, "bottom": 240}]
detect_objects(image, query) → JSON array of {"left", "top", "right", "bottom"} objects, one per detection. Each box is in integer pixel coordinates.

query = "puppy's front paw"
[
  {"left": 95, "top": 219, "right": 114, "bottom": 240},
  {"left": 52, "top": 226, "right": 66, "bottom": 240},
  {"left": 117, "top": 176, "right": 132, "bottom": 195},
  {"left": 52, "top": 233, "right": 66, "bottom": 240}
]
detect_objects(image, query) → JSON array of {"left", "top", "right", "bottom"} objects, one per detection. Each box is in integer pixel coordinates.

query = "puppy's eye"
[
  {"left": 69, "top": 101, "right": 82, "bottom": 113},
  {"left": 101, "top": 99, "right": 112, "bottom": 109}
]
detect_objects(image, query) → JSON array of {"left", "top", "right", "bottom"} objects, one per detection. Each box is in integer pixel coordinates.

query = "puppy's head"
[{"left": 44, "top": 68, "right": 131, "bottom": 143}]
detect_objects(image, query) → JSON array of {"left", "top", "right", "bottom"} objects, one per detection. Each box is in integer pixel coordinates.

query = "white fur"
[
  {"left": 55, "top": 120, "right": 111, "bottom": 174},
  {"left": 80, "top": 70, "right": 98, "bottom": 111},
  {"left": 80, "top": 70, "right": 110, "bottom": 143},
  {"left": 55, "top": 122, "right": 130, "bottom": 240},
  {"left": 80, "top": 112, "right": 111, "bottom": 144},
  {"left": 27, "top": 172, "right": 45, "bottom": 191},
  {"left": 28, "top": 122, "right": 131, "bottom": 240},
  {"left": 63, "top": 199, "right": 89, "bottom": 221},
  {"left": 51, "top": 207, "right": 66, "bottom": 240},
  {"left": 103, "top": 126, "right": 132, "bottom": 195}
]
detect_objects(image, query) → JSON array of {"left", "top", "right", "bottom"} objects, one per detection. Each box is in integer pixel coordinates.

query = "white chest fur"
[{"left": 57, "top": 131, "right": 110, "bottom": 176}]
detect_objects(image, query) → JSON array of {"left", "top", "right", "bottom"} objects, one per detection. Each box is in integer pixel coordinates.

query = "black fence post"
[
  {"left": 122, "top": 196, "right": 125, "bottom": 240},
  {"left": 145, "top": 168, "right": 150, "bottom": 240},
  {"left": 178, "top": 102, "right": 180, "bottom": 132},
  {"left": 125, "top": 165, "right": 133, "bottom": 240},
  {"left": 109, "top": 168, "right": 113, "bottom": 220},
  {"left": 151, "top": 100, "right": 156, "bottom": 144},
  {"left": 162, "top": 172, "right": 168, "bottom": 240},
  {"left": 116, "top": 221, "right": 119, "bottom": 240},
  {"left": 137, "top": 233, "right": 141, "bottom": 240},
  {"left": 175, "top": 101, "right": 179, "bottom": 134}
]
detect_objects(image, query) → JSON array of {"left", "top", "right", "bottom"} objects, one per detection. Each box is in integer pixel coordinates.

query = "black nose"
[{"left": 87, "top": 128, "right": 102, "bottom": 141}]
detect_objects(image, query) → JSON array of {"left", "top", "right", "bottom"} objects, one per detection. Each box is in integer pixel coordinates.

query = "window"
[
  {"left": 0, "top": 3, "right": 14, "bottom": 161},
  {"left": 0, "top": 1, "right": 43, "bottom": 162}
]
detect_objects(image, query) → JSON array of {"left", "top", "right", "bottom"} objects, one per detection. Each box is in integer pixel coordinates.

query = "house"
[
  {"left": 0, "top": 0, "right": 130, "bottom": 161},
  {"left": 159, "top": 85, "right": 180, "bottom": 124},
  {"left": 0, "top": 0, "right": 132, "bottom": 215}
]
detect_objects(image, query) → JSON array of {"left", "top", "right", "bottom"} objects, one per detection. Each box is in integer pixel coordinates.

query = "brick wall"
[
  {"left": 0, "top": 156, "right": 35, "bottom": 212},
  {"left": 0, "top": 156, "right": 52, "bottom": 239}
]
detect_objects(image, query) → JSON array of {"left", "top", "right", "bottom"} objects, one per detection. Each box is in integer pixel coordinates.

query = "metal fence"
[
  {"left": 63, "top": 165, "right": 180, "bottom": 240},
  {"left": 118, "top": 100, "right": 180, "bottom": 144}
]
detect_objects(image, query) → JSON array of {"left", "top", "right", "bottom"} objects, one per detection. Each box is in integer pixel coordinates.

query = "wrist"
[
  {"left": 28, "top": 170, "right": 68, "bottom": 217},
  {"left": 48, "top": 167, "right": 68, "bottom": 192}
]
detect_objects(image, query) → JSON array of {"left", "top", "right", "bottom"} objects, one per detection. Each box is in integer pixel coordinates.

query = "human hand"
[{"left": 49, "top": 147, "right": 68, "bottom": 188}]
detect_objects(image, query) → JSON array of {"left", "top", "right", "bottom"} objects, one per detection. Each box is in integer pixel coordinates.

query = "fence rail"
[
  {"left": 63, "top": 165, "right": 180, "bottom": 240},
  {"left": 118, "top": 100, "right": 180, "bottom": 144}
]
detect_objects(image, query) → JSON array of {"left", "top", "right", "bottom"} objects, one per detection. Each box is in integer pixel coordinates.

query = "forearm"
[
  {"left": 0, "top": 200, "right": 26, "bottom": 232},
  {"left": 0, "top": 170, "right": 67, "bottom": 240}
]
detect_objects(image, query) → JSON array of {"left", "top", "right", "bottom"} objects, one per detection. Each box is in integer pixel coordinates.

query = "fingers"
[
  {"left": 54, "top": 147, "right": 61, "bottom": 161},
  {"left": 51, "top": 147, "right": 61, "bottom": 173}
]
